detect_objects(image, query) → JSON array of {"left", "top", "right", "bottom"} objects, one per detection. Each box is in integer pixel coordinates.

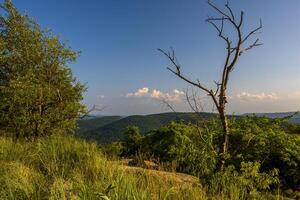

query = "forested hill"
[
  {"left": 243, "top": 112, "right": 300, "bottom": 124},
  {"left": 76, "top": 112, "right": 215, "bottom": 143},
  {"left": 76, "top": 111, "right": 300, "bottom": 143},
  {"left": 77, "top": 116, "right": 122, "bottom": 134}
]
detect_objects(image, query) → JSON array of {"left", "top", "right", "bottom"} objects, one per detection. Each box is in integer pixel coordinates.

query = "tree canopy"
[{"left": 0, "top": 0, "right": 85, "bottom": 138}]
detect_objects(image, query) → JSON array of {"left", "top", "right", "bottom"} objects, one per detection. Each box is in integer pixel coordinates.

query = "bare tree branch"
[
  {"left": 225, "top": 0, "right": 235, "bottom": 22},
  {"left": 79, "top": 105, "right": 106, "bottom": 119},
  {"left": 186, "top": 88, "right": 203, "bottom": 117},
  {"left": 159, "top": 0, "right": 262, "bottom": 171},
  {"left": 242, "top": 19, "right": 263, "bottom": 44},
  {"left": 208, "top": 0, "right": 232, "bottom": 21},
  {"left": 161, "top": 98, "right": 177, "bottom": 113}
]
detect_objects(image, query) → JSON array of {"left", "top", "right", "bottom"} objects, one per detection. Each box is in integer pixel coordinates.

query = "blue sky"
[{"left": 11, "top": 0, "right": 300, "bottom": 115}]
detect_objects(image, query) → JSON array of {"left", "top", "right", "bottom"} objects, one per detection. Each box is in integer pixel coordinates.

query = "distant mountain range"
[
  {"left": 75, "top": 112, "right": 214, "bottom": 143},
  {"left": 243, "top": 112, "right": 300, "bottom": 124},
  {"left": 76, "top": 111, "right": 300, "bottom": 143}
]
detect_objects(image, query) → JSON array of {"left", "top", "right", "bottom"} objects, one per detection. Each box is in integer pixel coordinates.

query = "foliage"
[
  {"left": 226, "top": 117, "right": 300, "bottom": 190},
  {"left": 0, "top": 0, "right": 85, "bottom": 138},
  {"left": 121, "top": 121, "right": 213, "bottom": 175},
  {"left": 101, "top": 141, "right": 124, "bottom": 158},
  {"left": 122, "top": 126, "right": 143, "bottom": 156},
  {"left": 209, "top": 162, "right": 279, "bottom": 199},
  {"left": 142, "top": 122, "right": 217, "bottom": 177},
  {"left": 121, "top": 117, "right": 300, "bottom": 193}
]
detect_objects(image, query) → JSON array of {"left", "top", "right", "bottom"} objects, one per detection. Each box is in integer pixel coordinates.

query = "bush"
[
  {"left": 121, "top": 118, "right": 299, "bottom": 193},
  {"left": 227, "top": 117, "right": 300, "bottom": 190},
  {"left": 122, "top": 122, "right": 218, "bottom": 177},
  {"left": 209, "top": 162, "right": 279, "bottom": 199},
  {"left": 122, "top": 126, "right": 142, "bottom": 156},
  {"left": 101, "top": 141, "right": 124, "bottom": 158}
]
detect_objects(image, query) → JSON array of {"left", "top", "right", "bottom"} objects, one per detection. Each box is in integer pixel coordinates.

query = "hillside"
[
  {"left": 244, "top": 112, "right": 300, "bottom": 124},
  {"left": 77, "top": 111, "right": 300, "bottom": 143},
  {"left": 76, "top": 112, "right": 215, "bottom": 143},
  {"left": 76, "top": 116, "right": 122, "bottom": 134}
]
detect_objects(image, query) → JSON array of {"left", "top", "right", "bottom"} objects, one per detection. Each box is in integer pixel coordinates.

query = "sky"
[{"left": 9, "top": 0, "right": 300, "bottom": 115}]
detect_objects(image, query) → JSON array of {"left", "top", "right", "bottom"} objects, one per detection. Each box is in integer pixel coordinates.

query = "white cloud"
[
  {"left": 126, "top": 87, "right": 149, "bottom": 97},
  {"left": 151, "top": 89, "right": 185, "bottom": 102},
  {"left": 236, "top": 92, "right": 279, "bottom": 101},
  {"left": 127, "top": 88, "right": 185, "bottom": 102},
  {"left": 151, "top": 89, "right": 164, "bottom": 99},
  {"left": 174, "top": 89, "right": 185, "bottom": 96},
  {"left": 166, "top": 89, "right": 185, "bottom": 102}
]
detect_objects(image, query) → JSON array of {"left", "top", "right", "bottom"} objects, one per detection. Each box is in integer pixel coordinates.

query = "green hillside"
[
  {"left": 77, "top": 112, "right": 300, "bottom": 143},
  {"left": 77, "top": 112, "right": 215, "bottom": 143},
  {"left": 76, "top": 116, "right": 122, "bottom": 134},
  {"left": 244, "top": 112, "right": 300, "bottom": 124}
]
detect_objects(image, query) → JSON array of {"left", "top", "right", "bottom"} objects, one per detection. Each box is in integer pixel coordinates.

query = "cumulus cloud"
[
  {"left": 236, "top": 92, "right": 279, "bottom": 101},
  {"left": 174, "top": 89, "right": 185, "bottom": 96},
  {"left": 127, "top": 87, "right": 185, "bottom": 102},
  {"left": 126, "top": 87, "right": 149, "bottom": 97},
  {"left": 151, "top": 89, "right": 185, "bottom": 102},
  {"left": 150, "top": 89, "right": 164, "bottom": 99}
]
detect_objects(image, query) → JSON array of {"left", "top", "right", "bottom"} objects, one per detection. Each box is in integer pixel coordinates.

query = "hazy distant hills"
[
  {"left": 76, "top": 112, "right": 215, "bottom": 143},
  {"left": 76, "top": 111, "right": 300, "bottom": 143},
  {"left": 243, "top": 112, "right": 300, "bottom": 124},
  {"left": 77, "top": 116, "right": 122, "bottom": 134}
]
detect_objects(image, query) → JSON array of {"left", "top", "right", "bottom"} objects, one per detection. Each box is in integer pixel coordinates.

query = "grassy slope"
[
  {"left": 0, "top": 135, "right": 207, "bottom": 200},
  {"left": 0, "top": 135, "right": 286, "bottom": 200}
]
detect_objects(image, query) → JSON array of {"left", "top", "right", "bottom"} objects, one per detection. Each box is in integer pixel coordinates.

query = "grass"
[
  {"left": 0, "top": 135, "right": 207, "bottom": 199},
  {"left": 0, "top": 135, "right": 285, "bottom": 200}
]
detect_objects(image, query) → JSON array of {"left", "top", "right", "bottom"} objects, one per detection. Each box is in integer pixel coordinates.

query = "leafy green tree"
[
  {"left": 124, "top": 118, "right": 299, "bottom": 190},
  {"left": 228, "top": 117, "right": 300, "bottom": 190},
  {"left": 0, "top": 0, "right": 85, "bottom": 138},
  {"left": 205, "top": 116, "right": 300, "bottom": 189},
  {"left": 122, "top": 126, "right": 143, "bottom": 156},
  {"left": 144, "top": 122, "right": 217, "bottom": 176}
]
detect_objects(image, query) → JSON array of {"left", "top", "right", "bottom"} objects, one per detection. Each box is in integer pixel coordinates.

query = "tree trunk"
[{"left": 217, "top": 106, "right": 229, "bottom": 172}]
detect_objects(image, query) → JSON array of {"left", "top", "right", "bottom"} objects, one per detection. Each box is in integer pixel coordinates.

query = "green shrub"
[
  {"left": 122, "top": 126, "right": 142, "bottom": 156},
  {"left": 227, "top": 117, "right": 300, "bottom": 189},
  {"left": 209, "top": 162, "right": 279, "bottom": 199},
  {"left": 121, "top": 118, "right": 299, "bottom": 193},
  {"left": 145, "top": 122, "right": 217, "bottom": 176},
  {"left": 101, "top": 141, "right": 124, "bottom": 158}
]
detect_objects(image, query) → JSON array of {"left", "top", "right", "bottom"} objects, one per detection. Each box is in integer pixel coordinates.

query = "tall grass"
[
  {"left": 0, "top": 135, "right": 283, "bottom": 200},
  {"left": 0, "top": 135, "right": 207, "bottom": 199}
]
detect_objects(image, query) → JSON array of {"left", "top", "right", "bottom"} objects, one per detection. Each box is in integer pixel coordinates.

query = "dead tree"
[{"left": 158, "top": 0, "right": 262, "bottom": 171}]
